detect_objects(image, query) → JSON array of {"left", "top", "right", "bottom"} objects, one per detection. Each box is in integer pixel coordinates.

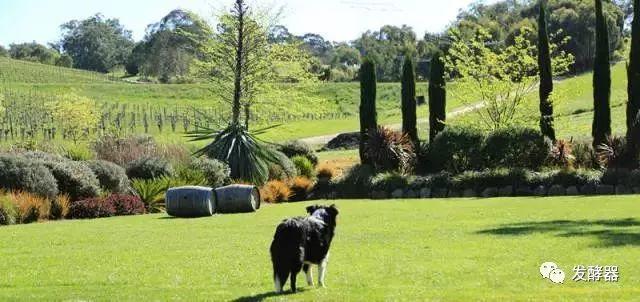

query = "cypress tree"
[
  {"left": 538, "top": 1, "right": 556, "bottom": 141},
  {"left": 593, "top": 0, "right": 612, "bottom": 148},
  {"left": 428, "top": 52, "right": 446, "bottom": 142},
  {"left": 627, "top": 0, "right": 640, "bottom": 164},
  {"left": 401, "top": 56, "right": 418, "bottom": 144},
  {"left": 359, "top": 58, "right": 377, "bottom": 164}
]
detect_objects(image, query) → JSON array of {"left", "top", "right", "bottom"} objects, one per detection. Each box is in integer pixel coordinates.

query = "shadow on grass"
[
  {"left": 476, "top": 218, "right": 640, "bottom": 247},
  {"left": 231, "top": 288, "right": 308, "bottom": 302}
]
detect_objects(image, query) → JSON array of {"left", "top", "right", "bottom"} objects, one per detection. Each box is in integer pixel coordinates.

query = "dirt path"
[{"left": 299, "top": 102, "right": 485, "bottom": 146}]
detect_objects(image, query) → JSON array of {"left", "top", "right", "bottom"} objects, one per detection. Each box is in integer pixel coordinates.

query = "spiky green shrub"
[
  {"left": 482, "top": 127, "right": 550, "bottom": 170},
  {"left": 189, "top": 157, "right": 230, "bottom": 188},
  {"left": 429, "top": 126, "right": 484, "bottom": 173},
  {"left": 126, "top": 157, "right": 174, "bottom": 180},
  {"left": 0, "top": 195, "right": 18, "bottom": 226},
  {"left": 292, "top": 156, "right": 315, "bottom": 179},
  {"left": 0, "top": 155, "right": 59, "bottom": 199},
  {"left": 364, "top": 126, "right": 416, "bottom": 173},
  {"left": 86, "top": 160, "right": 130, "bottom": 194},
  {"left": 131, "top": 178, "right": 168, "bottom": 213},
  {"left": 190, "top": 124, "right": 279, "bottom": 186}
]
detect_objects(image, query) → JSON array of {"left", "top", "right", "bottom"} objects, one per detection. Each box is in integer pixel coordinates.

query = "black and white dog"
[{"left": 270, "top": 204, "right": 339, "bottom": 293}]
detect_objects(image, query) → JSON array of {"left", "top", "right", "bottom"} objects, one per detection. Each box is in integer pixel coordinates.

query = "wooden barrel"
[
  {"left": 214, "top": 185, "right": 260, "bottom": 213},
  {"left": 165, "top": 186, "right": 215, "bottom": 217}
]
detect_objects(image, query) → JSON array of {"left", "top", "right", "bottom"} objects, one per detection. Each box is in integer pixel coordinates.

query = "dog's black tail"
[{"left": 270, "top": 218, "right": 306, "bottom": 292}]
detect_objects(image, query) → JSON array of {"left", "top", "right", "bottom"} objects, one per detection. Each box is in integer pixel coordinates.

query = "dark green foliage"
[
  {"left": 8, "top": 42, "right": 59, "bottom": 65},
  {"left": 86, "top": 160, "right": 130, "bottom": 194},
  {"left": 190, "top": 124, "right": 278, "bottom": 186},
  {"left": 428, "top": 52, "right": 446, "bottom": 142},
  {"left": 335, "top": 164, "right": 375, "bottom": 198},
  {"left": 593, "top": 0, "right": 612, "bottom": 147},
  {"left": 401, "top": 56, "right": 418, "bottom": 144},
  {"left": 548, "top": 169, "right": 602, "bottom": 187},
  {"left": 189, "top": 157, "right": 230, "bottom": 188},
  {"left": 482, "top": 127, "right": 550, "bottom": 170},
  {"left": 364, "top": 126, "right": 416, "bottom": 173},
  {"left": 126, "top": 157, "right": 174, "bottom": 180},
  {"left": 428, "top": 126, "right": 484, "bottom": 173},
  {"left": 51, "top": 161, "right": 102, "bottom": 201},
  {"left": 538, "top": 2, "right": 556, "bottom": 141},
  {"left": 60, "top": 14, "right": 134, "bottom": 72},
  {"left": 292, "top": 156, "right": 315, "bottom": 179},
  {"left": 0, "top": 155, "right": 59, "bottom": 199},
  {"left": 371, "top": 172, "right": 411, "bottom": 191},
  {"left": 55, "top": 54, "right": 73, "bottom": 68},
  {"left": 277, "top": 141, "right": 318, "bottom": 166},
  {"left": 627, "top": 0, "right": 640, "bottom": 167},
  {"left": 452, "top": 169, "right": 531, "bottom": 191},
  {"left": 600, "top": 169, "right": 631, "bottom": 186},
  {"left": 359, "top": 58, "right": 378, "bottom": 165}
]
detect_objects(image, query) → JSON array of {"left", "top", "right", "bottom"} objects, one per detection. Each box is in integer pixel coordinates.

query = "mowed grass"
[{"left": 1, "top": 196, "right": 639, "bottom": 301}]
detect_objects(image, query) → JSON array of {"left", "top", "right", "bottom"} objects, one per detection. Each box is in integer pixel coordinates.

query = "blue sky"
[{"left": 0, "top": 0, "right": 486, "bottom": 46}]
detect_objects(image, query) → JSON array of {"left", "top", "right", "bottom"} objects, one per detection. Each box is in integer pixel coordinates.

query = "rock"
[
  {"left": 580, "top": 184, "right": 596, "bottom": 195},
  {"left": 566, "top": 186, "right": 579, "bottom": 196},
  {"left": 615, "top": 185, "right": 632, "bottom": 195},
  {"left": 322, "top": 132, "right": 360, "bottom": 151},
  {"left": 432, "top": 188, "right": 448, "bottom": 198},
  {"left": 404, "top": 189, "right": 418, "bottom": 198},
  {"left": 596, "top": 185, "right": 615, "bottom": 195},
  {"left": 548, "top": 185, "right": 566, "bottom": 196},
  {"left": 498, "top": 186, "right": 513, "bottom": 197},
  {"left": 419, "top": 188, "right": 432, "bottom": 198},
  {"left": 534, "top": 186, "right": 547, "bottom": 197},
  {"left": 391, "top": 189, "right": 404, "bottom": 199},
  {"left": 463, "top": 189, "right": 476, "bottom": 197},
  {"left": 481, "top": 187, "right": 498, "bottom": 198},
  {"left": 515, "top": 186, "right": 533, "bottom": 196}
]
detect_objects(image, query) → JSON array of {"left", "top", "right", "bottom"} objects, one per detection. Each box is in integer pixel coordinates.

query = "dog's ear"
[
  {"left": 327, "top": 204, "right": 339, "bottom": 216},
  {"left": 306, "top": 205, "right": 319, "bottom": 214}
]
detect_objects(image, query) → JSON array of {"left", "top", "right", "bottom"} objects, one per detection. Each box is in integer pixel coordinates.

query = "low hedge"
[
  {"left": 0, "top": 155, "right": 59, "bottom": 199},
  {"left": 126, "top": 157, "right": 174, "bottom": 180},
  {"left": 86, "top": 160, "right": 130, "bottom": 194}
]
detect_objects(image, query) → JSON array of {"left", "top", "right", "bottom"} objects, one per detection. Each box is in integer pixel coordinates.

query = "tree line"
[{"left": 0, "top": 0, "right": 631, "bottom": 83}]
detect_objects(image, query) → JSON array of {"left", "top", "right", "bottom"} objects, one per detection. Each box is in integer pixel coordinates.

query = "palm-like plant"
[
  {"left": 364, "top": 126, "right": 416, "bottom": 174},
  {"left": 188, "top": 123, "right": 279, "bottom": 185},
  {"left": 131, "top": 178, "right": 167, "bottom": 213}
]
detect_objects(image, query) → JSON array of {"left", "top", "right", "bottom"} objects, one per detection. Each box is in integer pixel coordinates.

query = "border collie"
[{"left": 270, "top": 204, "right": 339, "bottom": 293}]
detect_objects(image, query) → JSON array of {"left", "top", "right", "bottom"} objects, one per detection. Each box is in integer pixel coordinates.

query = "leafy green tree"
[
  {"left": 8, "top": 42, "right": 59, "bottom": 65},
  {"left": 354, "top": 25, "right": 417, "bottom": 81},
  {"left": 49, "top": 94, "right": 99, "bottom": 143},
  {"left": 140, "top": 9, "right": 210, "bottom": 82},
  {"left": 429, "top": 52, "right": 446, "bottom": 143},
  {"left": 189, "top": 0, "right": 278, "bottom": 185},
  {"left": 593, "top": 0, "right": 612, "bottom": 148},
  {"left": 55, "top": 54, "right": 73, "bottom": 68},
  {"left": 359, "top": 58, "right": 378, "bottom": 164},
  {"left": 538, "top": 1, "right": 556, "bottom": 141},
  {"left": 401, "top": 56, "right": 418, "bottom": 144},
  {"left": 627, "top": 0, "right": 640, "bottom": 164},
  {"left": 445, "top": 27, "right": 573, "bottom": 130},
  {"left": 60, "top": 14, "right": 134, "bottom": 72},
  {"left": 0, "top": 45, "right": 8, "bottom": 57}
]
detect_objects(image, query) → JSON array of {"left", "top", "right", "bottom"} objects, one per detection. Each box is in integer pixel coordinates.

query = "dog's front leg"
[
  {"left": 303, "top": 264, "right": 314, "bottom": 286},
  {"left": 318, "top": 254, "right": 329, "bottom": 288}
]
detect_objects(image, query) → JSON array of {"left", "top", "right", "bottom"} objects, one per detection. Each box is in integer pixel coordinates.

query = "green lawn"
[{"left": 1, "top": 196, "right": 639, "bottom": 301}]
